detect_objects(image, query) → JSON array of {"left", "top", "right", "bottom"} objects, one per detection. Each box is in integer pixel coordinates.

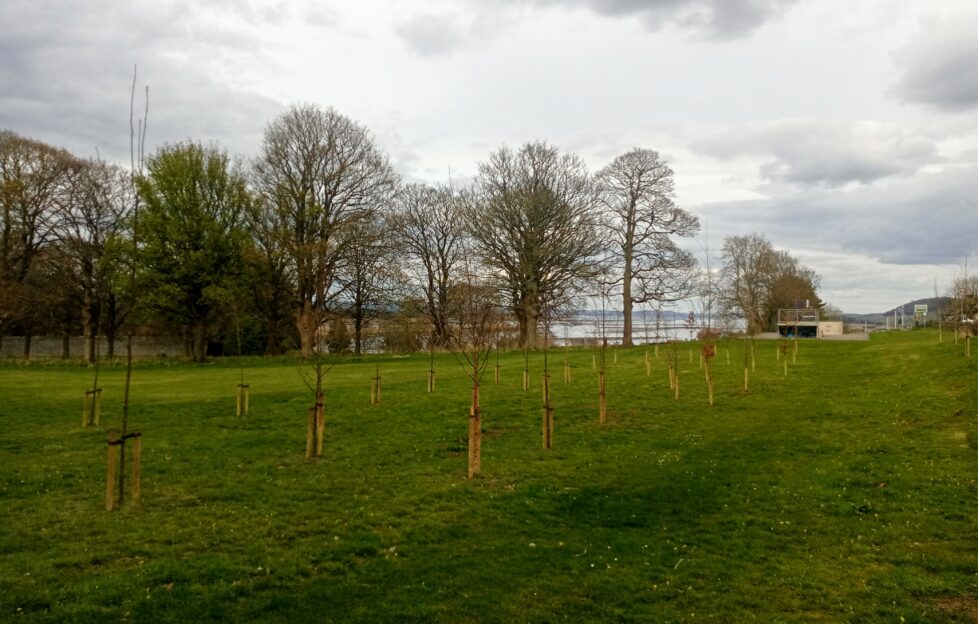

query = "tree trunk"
[
  {"left": 264, "top": 320, "right": 283, "bottom": 356},
  {"left": 296, "top": 301, "right": 317, "bottom": 358},
  {"left": 182, "top": 326, "right": 193, "bottom": 358},
  {"left": 622, "top": 250, "right": 634, "bottom": 346},
  {"left": 193, "top": 320, "right": 207, "bottom": 363},
  {"left": 82, "top": 294, "right": 97, "bottom": 364},
  {"left": 468, "top": 353, "right": 481, "bottom": 478},
  {"left": 106, "top": 328, "right": 116, "bottom": 358},
  {"left": 522, "top": 299, "right": 539, "bottom": 350},
  {"left": 353, "top": 307, "right": 364, "bottom": 355}
]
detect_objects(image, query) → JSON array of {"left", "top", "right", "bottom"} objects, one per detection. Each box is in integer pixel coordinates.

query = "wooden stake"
[
  {"left": 427, "top": 369, "right": 435, "bottom": 393},
  {"left": 563, "top": 359, "right": 571, "bottom": 384},
  {"left": 523, "top": 369, "right": 529, "bottom": 391},
  {"left": 967, "top": 335, "right": 972, "bottom": 358},
  {"left": 783, "top": 358, "right": 788, "bottom": 377},
  {"left": 674, "top": 372, "right": 680, "bottom": 400},
  {"left": 83, "top": 388, "right": 102, "bottom": 427},
  {"left": 105, "top": 430, "right": 119, "bottom": 511},
  {"left": 131, "top": 434, "right": 141, "bottom": 506},
  {"left": 655, "top": 344, "right": 659, "bottom": 357},
  {"left": 699, "top": 353, "right": 703, "bottom": 369},
  {"left": 542, "top": 373, "right": 553, "bottom": 449},
  {"left": 494, "top": 364, "right": 500, "bottom": 384},
  {"left": 592, "top": 354, "right": 596, "bottom": 370},
  {"left": 613, "top": 349, "right": 618, "bottom": 364},
  {"left": 688, "top": 349, "right": 693, "bottom": 363},
  {"left": 236, "top": 384, "right": 250, "bottom": 417},
  {"left": 725, "top": 350, "right": 730, "bottom": 365},
  {"left": 306, "top": 406, "right": 316, "bottom": 458},
  {"left": 744, "top": 367, "right": 749, "bottom": 391},
  {"left": 370, "top": 375, "right": 382, "bottom": 404}
]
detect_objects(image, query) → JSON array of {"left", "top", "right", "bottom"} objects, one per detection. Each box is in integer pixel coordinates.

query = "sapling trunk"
[
  {"left": 706, "top": 360, "right": 714, "bottom": 406},
  {"left": 598, "top": 371, "right": 607, "bottom": 424},
  {"left": 468, "top": 353, "right": 481, "bottom": 479}
]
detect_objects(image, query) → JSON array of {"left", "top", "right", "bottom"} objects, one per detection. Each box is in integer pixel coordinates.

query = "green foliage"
[
  {"left": 137, "top": 142, "right": 250, "bottom": 359},
  {"left": 1, "top": 330, "right": 976, "bottom": 622}
]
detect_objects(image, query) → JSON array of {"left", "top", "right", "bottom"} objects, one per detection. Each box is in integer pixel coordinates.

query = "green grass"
[{"left": 1, "top": 331, "right": 977, "bottom": 622}]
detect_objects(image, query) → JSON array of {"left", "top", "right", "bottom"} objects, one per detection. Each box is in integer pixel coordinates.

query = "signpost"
[{"left": 914, "top": 304, "right": 928, "bottom": 325}]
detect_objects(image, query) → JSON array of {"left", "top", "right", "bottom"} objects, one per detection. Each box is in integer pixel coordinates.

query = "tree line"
[{"left": 1, "top": 104, "right": 826, "bottom": 361}]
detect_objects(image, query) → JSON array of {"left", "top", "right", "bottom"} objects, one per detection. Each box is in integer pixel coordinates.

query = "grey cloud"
[
  {"left": 393, "top": 0, "right": 796, "bottom": 56},
  {"left": 528, "top": 0, "right": 799, "bottom": 39},
  {"left": 693, "top": 165, "right": 978, "bottom": 266},
  {"left": 894, "top": 15, "right": 978, "bottom": 111},
  {"left": 393, "top": 14, "right": 469, "bottom": 57},
  {"left": 695, "top": 120, "right": 939, "bottom": 187},
  {"left": 0, "top": 0, "right": 282, "bottom": 164},
  {"left": 393, "top": 8, "right": 512, "bottom": 57}
]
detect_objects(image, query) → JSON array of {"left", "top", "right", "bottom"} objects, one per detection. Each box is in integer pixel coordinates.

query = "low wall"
[{"left": 0, "top": 336, "right": 185, "bottom": 359}]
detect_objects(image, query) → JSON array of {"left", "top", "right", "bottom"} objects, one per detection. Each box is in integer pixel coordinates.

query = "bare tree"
[
  {"left": 0, "top": 131, "right": 75, "bottom": 356},
  {"left": 719, "top": 233, "right": 776, "bottom": 334},
  {"left": 447, "top": 260, "right": 499, "bottom": 478},
  {"left": 252, "top": 104, "right": 397, "bottom": 357},
  {"left": 720, "top": 232, "right": 820, "bottom": 334},
  {"left": 596, "top": 148, "right": 699, "bottom": 346},
  {"left": 341, "top": 213, "right": 402, "bottom": 355},
  {"left": 393, "top": 183, "right": 465, "bottom": 347},
  {"left": 60, "top": 158, "right": 131, "bottom": 363},
  {"left": 468, "top": 142, "right": 602, "bottom": 349}
]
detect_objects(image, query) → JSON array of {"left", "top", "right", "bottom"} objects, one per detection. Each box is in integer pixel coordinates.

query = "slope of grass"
[{"left": 0, "top": 331, "right": 976, "bottom": 622}]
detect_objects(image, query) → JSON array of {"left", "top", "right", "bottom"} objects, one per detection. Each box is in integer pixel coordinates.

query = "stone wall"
[{"left": 0, "top": 336, "right": 185, "bottom": 359}]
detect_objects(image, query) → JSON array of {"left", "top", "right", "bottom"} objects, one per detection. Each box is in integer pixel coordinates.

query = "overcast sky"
[{"left": 2, "top": 0, "right": 976, "bottom": 313}]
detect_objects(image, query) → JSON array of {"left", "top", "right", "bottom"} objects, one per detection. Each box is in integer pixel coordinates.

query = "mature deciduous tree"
[
  {"left": 253, "top": 104, "right": 397, "bottom": 357},
  {"left": 245, "top": 196, "right": 296, "bottom": 355},
  {"left": 469, "top": 142, "right": 602, "bottom": 349},
  {"left": 393, "top": 183, "right": 465, "bottom": 347},
  {"left": 0, "top": 131, "right": 74, "bottom": 356},
  {"left": 761, "top": 251, "right": 821, "bottom": 329},
  {"left": 341, "top": 215, "right": 402, "bottom": 355},
  {"left": 720, "top": 233, "right": 820, "bottom": 333},
  {"left": 719, "top": 233, "right": 775, "bottom": 334},
  {"left": 137, "top": 141, "right": 250, "bottom": 362},
  {"left": 60, "top": 158, "right": 131, "bottom": 362},
  {"left": 596, "top": 148, "right": 699, "bottom": 346}
]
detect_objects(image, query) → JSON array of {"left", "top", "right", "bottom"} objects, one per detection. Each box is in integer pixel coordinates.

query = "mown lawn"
[{"left": 0, "top": 331, "right": 976, "bottom": 623}]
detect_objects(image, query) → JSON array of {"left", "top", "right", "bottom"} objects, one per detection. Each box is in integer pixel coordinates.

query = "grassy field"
[{"left": 1, "top": 331, "right": 976, "bottom": 623}]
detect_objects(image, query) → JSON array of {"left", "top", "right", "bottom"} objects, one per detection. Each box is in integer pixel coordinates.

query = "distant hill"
[{"left": 844, "top": 297, "right": 951, "bottom": 326}]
